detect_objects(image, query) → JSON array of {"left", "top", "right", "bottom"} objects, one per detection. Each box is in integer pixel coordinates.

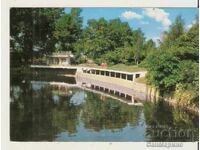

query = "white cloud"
[
  {"left": 121, "top": 11, "right": 143, "bottom": 20},
  {"left": 187, "top": 20, "right": 196, "bottom": 29},
  {"left": 143, "top": 8, "right": 171, "bottom": 29}
]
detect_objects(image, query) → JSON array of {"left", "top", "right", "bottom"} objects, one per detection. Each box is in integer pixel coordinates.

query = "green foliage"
[
  {"left": 160, "top": 16, "right": 185, "bottom": 50},
  {"left": 145, "top": 51, "right": 180, "bottom": 93},
  {"left": 144, "top": 15, "right": 199, "bottom": 106},
  {"left": 10, "top": 8, "right": 64, "bottom": 65},
  {"left": 176, "top": 61, "right": 199, "bottom": 106},
  {"left": 74, "top": 18, "right": 154, "bottom": 64},
  {"left": 170, "top": 20, "right": 199, "bottom": 62},
  {"left": 54, "top": 8, "right": 83, "bottom": 52},
  {"left": 143, "top": 39, "right": 156, "bottom": 56},
  {"left": 11, "top": 8, "right": 157, "bottom": 67},
  {"left": 81, "top": 92, "right": 142, "bottom": 131},
  {"left": 144, "top": 101, "right": 199, "bottom": 141},
  {"left": 10, "top": 9, "right": 198, "bottom": 108}
]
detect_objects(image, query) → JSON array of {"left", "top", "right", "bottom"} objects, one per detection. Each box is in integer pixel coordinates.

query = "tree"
[
  {"left": 53, "top": 8, "right": 83, "bottom": 52},
  {"left": 74, "top": 18, "right": 130, "bottom": 63},
  {"left": 145, "top": 51, "right": 180, "bottom": 94},
  {"left": 10, "top": 8, "right": 64, "bottom": 65},
  {"left": 129, "top": 29, "right": 146, "bottom": 65},
  {"left": 143, "top": 39, "right": 156, "bottom": 56},
  {"left": 170, "top": 17, "right": 199, "bottom": 62},
  {"left": 144, "top": 14, "right": 199, "bottom": 107},
  {"left": 107, "top": 19, "right": 132, "bottom": 49},
  {"left": 160, "top": 16, "right": 185, "bottom": 50},
  {"left": 74, "top": 18, "right": 149, "bottom": 65}
]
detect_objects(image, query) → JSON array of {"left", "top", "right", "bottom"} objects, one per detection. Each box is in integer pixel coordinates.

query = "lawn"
[
  {"left": 78, "top": 63, "right": 146, "bottom": 73},
  {"left": 134, "top": 77, "right": 147, "bottom": 84},
  {"left": 107, "top": 64, "right": 146, "bottom": 72}
]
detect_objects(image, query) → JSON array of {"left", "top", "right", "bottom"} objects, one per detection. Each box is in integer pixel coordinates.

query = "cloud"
[
  {"left": 121, "top": 11, "right": 143, "bottom": 20},
  {"left": 143, "top": 8, "right": 171, "bottom": 28},
  {"left": 187, "top": 20, "right": 196, "bottom": 29}
]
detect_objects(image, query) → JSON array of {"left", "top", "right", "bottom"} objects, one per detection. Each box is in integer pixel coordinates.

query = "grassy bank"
[
  {"left": 134, "top": 77, "right": 146, "bottom": 84},
  {"left": 78, "top": 63, "right": 146, "bottom": 73},
  {"left": 107, "top": 64, "right": 146, "bottom": 72}
]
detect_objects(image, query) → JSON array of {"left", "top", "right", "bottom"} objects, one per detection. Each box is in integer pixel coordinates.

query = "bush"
[{"left": 144, "top": 51, "right": 180, "bottom": 94}]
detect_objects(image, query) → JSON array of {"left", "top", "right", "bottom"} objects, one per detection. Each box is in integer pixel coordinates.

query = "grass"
[
  {"left": 134, "top": 77, "right": 147, "bottom": 84},
  {"left": 78, "top": 63, "right": 99, "bottom": 68},
  {"left": 107, "top": 64, "right": 146, "bottom": 72},
  {"left": 78, "top": 63, "right": 146, "bottom": 73}
]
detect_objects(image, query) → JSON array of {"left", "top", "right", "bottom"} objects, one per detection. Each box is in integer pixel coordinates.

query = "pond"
[{"left": 10, "top": 71, "right": 199, "bottom": 142}]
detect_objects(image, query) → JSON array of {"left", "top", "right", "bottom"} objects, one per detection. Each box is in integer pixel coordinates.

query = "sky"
[{"left": 65, "top": 8, "right": 198, "bottom": 44}]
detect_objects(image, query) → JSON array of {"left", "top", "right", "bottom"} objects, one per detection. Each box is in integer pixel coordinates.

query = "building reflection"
[
  {"left": 10, "top": 75, "right": 143, "bottom": 141},
  {"left": 10, "top": 73, "right": 198, "bottom": 141},
  {"left": 30, "top": 74, "right": 144, "bottom": 105}
]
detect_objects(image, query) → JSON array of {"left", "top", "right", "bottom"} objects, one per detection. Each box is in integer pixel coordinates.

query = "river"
[{"left": 10, "top": 71, "right": 198, "bottom": 141}]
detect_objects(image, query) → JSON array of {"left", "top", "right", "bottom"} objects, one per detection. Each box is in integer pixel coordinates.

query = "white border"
[
  {"left": 1, "top": 0, "right": 199, "bottom": 150},
  {"left": 6, "top": 0, "right": 199, "bottom": 7}
]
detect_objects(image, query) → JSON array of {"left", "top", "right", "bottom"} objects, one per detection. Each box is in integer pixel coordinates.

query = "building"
[{"left": 46, "top": 51, "right": 74, "bottom": 66}]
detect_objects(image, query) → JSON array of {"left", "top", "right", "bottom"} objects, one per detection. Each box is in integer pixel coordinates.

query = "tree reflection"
[
  {"left": 144, "top": 100, "right": 199, "bottom": 142},
  {"left": 10, "top": 73, "right": 198, "bottom": 141},
  {"left": 10, "top": 77, "right": 143, "bottom": 141},
  {"left": 10, "top": 79, "right": 80, "bottom": 141},
  {"left": 81, "top": 92, "right": 142, "bottom": 132}
]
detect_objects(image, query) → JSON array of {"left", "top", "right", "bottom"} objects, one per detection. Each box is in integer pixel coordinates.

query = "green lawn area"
[
  {"left": 78, "top": 63, "right": 146, "bottom": 73},
  {"left": 107, "top": 64, "right": 146, "bottom": 72},
  {"left": 78, "top": 63, "right": 99, "bottom": 68},
  {"left": 134, "top": 77, "right": 147, "bottom": 84}
]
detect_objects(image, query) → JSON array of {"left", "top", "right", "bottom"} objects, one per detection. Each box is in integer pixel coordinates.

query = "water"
[{"left": 10, "top": 72, "right": 199, "bottom": 141}]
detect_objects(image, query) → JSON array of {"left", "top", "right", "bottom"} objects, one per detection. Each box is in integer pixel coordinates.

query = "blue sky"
[{"left": 65, "top": 8, "right": 198, "bottom": 43}]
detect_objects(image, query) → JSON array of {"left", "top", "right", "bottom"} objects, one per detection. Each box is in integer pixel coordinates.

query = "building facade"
[{"left": 46, "top": 51, "right": 74, "bottom": 66}]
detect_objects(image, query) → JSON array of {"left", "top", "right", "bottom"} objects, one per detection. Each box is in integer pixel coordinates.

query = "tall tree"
[
  {"left": 160, "top": 16, "right": 185, "bottom": 50},
  {"left": 144, "top": 39, "right": 156, "bottom": 56},
  {"left": 10, "top": 8, "right": 64, "bottom": 65},
  {"left": 144, "top": 14, "right": 199, "bottom": 107},
  {"left": 130, "top": 29, "right": 145, "bottom": 65},
  {"left": 53, "top": 8, "right": 83, "bottom": 52}
]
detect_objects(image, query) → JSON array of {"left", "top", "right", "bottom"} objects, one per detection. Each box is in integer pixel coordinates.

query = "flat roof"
[{"left": 30, "top": 65, "right": 147, "bottom": 75}]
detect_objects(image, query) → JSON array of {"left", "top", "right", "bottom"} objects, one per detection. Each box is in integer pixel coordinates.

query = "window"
[{"left": 135, "top": 74, "right": 140, "bottom": 78}]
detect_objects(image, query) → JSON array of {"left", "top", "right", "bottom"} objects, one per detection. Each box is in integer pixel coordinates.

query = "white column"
[
  {"left": 131, "top": 96, "right": 135, "bottom": 103},
  {"left": 133, "top": 74, "right": 135, "bottom": 82}
]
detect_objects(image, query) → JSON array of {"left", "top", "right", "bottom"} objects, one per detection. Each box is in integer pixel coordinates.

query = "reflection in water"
[
  {"left": 77, "top": 76, "right": 144, "bottom": 104},
  {"left": 144, "top": 101, "right": 199, "bottom": 141},
  {"left": 10, "top": 73, "right": 198, "bottom": 141},
  {"left": 81, "top": 92, "right": 141, "bottom": 132}
]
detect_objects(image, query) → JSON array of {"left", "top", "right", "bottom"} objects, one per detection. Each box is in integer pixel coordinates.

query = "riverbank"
[
  {"left": 146, "top": 86, "right": 199, "bottom": 114},
  {"left": 163, "top": 98, "right": 199, "bottom": 114}
]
